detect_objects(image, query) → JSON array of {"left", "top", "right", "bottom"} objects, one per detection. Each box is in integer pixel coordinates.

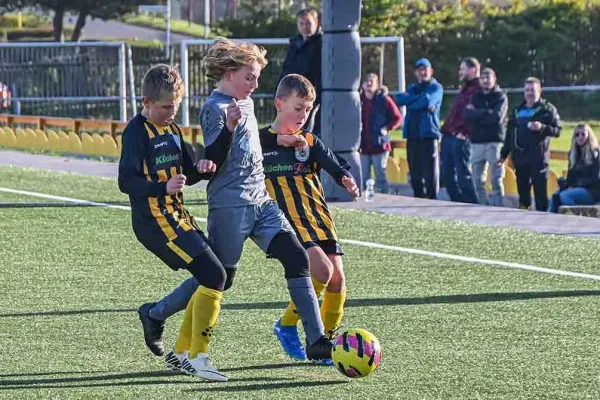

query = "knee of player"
[
  {"left": 312, "top": 257, "right": 334, "bottom": 281},
  {"left": 329, "top": 262, "right": 346, "bottom": 287},
  {"left": 268, "top": 232, "right": 310, "bottom": 279},
  {"left": 188, "top": 250, "right": 227, "bottom": 291}
]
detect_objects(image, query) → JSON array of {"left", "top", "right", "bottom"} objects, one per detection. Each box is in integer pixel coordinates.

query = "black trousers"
[
  {"left": 514, "top": 162, "right": 548, "bottom": 211},
  {"left": 407, "top": 138, "right": 439, "bottom": 199}
]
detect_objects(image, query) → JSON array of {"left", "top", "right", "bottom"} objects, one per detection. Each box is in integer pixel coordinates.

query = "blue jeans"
[
  {"left": 360, "top": 152, "right": 389, "bottom": 193},
  {"left": 441, "top": 135, "right": 477, "bottom": 204},
  {"left": 549, "top": 187, "right": 596, "bottom": 213}
]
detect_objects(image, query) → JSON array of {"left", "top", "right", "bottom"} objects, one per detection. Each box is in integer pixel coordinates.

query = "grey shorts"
[{"left": 207, "top": 200, "right": 294, "bottom": 268}]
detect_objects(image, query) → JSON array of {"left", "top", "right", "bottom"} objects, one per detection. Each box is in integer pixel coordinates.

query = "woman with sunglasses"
[{"left": 549, "top": 124, "right": 600, "bottom": 213}]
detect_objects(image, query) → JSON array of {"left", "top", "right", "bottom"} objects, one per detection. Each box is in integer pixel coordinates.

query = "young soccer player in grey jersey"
[{"left": 138, "top": 38, "right": 334, "bottom": 368}]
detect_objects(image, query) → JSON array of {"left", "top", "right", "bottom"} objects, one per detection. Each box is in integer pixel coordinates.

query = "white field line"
[{"left": 2, "top": 187, "right": 599, "bottom": 282}]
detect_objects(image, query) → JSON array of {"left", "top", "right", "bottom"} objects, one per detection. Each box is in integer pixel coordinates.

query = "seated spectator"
[
  {"left": 359, "top": 73, "right": 403, "bottom": 193},
  {"left": 549, "top": 124, "right": 600, "bottom": 212}
]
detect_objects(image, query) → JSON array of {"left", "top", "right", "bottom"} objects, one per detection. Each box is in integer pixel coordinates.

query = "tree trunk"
[
  {"left": 71, "top": 9, "right": 88, "bottom": 42},
  {"left": 53, "top": 6, "right": 65, "bottom": 42}
]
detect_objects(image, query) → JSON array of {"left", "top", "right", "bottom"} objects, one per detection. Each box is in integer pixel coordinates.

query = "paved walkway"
[
  {"left": 1, "top": 150, "right": 598, "bottom": 238},
  {"left": 332, "top": 194, "right": 600, "bottom": 238},
  {"left": 65, "top": 16, "right": 195, "bottom": 43}
]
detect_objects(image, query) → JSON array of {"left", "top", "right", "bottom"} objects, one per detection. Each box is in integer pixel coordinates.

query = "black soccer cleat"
[
  {"left": 138, "top": 302, "right": 165, "bottom": 356},
  {"left": 306, "top": 335, "right": 333, "bottom": 363}
]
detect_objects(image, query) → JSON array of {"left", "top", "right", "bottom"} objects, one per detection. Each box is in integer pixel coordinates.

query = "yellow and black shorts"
[
  {"left": 134, "top": 222, "right": 210, "bottom": 272},
  {"left": 302, "top": 239, "right": 344, "bottom": 256}
]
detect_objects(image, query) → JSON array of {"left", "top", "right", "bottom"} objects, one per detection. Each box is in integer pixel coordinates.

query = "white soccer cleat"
[
  {"left": 165, "top": 348, "right": 187, "bottom": 371},
  {"left": 180, "top": 353, "right": 229, "bottom": 382}
]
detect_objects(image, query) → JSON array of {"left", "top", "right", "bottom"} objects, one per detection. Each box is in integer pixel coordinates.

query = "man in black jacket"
[
  {"left": 465, "top": 68, "right": 508, "bottom": 206},
  {"left": 279, "top": 7, "right": 322, "bottom": 134},
  {"left": 500, "top": 77, "right": 561, "bottom": 211}
]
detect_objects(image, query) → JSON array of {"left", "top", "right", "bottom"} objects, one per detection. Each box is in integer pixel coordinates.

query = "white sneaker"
[
  {"left": 180, "top": 353, "right": 228, "bottom": 382},
  {"left": 165, "top": 348, "right": 187, "bottom": 371}
]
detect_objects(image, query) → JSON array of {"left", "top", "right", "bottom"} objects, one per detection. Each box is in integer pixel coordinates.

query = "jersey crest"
[{"left": 295, "top": 145, "right": 310, "bottom": 162}]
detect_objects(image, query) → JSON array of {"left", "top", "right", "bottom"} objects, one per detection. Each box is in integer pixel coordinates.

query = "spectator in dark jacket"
[
  {"left": 549, "top": 124, "right": 600, "bottom": 212},
  {"left": 465, "top": 68, "right": 508, "bottom": 206},
  {"left": 440, "top": 57, "right": 480, "bottom": 204},
  {"left": 279, "top": 7, "right": 322, "bottom": 135},
  {"left": 360, "top": 73, "right": 403, "bottom": 193},
  {"left": 500, "top": 77, "right": 561, "bottom": 211},
  {"left": 396, "top": 58, "right": 443, "bottom": 199}
]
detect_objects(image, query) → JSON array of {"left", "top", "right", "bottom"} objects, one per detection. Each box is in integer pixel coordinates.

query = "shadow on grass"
[
  {"left": 184, "top": 379, "right": 349, "bottom": 393},
  {"left": 0, "top": 368, "right": 299, "bottom": 390},
  {"left": 0, "top": 370, "right": 107, "bottom": 378},
  {"left": 2, "top": 290, "right": 600, "bottom": 318}
]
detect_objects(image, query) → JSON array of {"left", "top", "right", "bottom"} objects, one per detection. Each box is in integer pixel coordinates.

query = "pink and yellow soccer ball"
[{"left": 332, "top": 328, "right": 381, "bottom": 378}]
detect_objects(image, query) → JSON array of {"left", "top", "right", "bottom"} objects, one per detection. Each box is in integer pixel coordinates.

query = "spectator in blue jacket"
[
  {"left": 396, "top": 58, "right": 444, "bottom": 199},
  {"left": 549, "top": 124, "right": 600, "bottom": 212},
  {"left": 359, "top": 73, "right": 403, "bottom": 193}
]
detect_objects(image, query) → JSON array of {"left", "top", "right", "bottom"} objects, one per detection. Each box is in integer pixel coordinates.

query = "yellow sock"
[
  {"left": 280, "top": 277, "right": 327, "bottom": 327},
  {"left": 321, "top": 288, "right": 346, "bottom": 337},
  {"left": 189, "top": 286, "right": 222, "bottom": 358},
  {"left": 173, "top": 291, "right": 196, "bottom": 354}
]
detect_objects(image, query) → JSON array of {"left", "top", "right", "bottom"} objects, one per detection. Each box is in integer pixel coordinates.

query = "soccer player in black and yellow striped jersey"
[
  {"left": 118, "top": 64, "right": 228, "bottom": 381},
  {"left": 260, "top": 74, "right": 359, "bottom": 362}
]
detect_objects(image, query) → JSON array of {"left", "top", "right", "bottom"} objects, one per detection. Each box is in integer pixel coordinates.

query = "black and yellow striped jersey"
[
  {"left": 118, "top": 114, "right": 209, "bottom": 244},
  {"left": 259, "top": 126, "right": 351, "bottom": 244}
]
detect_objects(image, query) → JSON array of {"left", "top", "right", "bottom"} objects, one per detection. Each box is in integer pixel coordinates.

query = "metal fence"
[
  {"left": 1, "top": 40, "right": 599, "bottom": 125},
  {"left": 0, "top": 42, "right": 129, "bottom": 121},
  {"left": 179, "top": 36, "right": 406, "bottom": 126}
]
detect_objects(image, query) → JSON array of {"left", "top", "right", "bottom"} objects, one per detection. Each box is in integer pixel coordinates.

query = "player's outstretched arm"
[
  {"left": 174, "top": 126, "right": 215, "bottom": 184},
  {"left": 312, "top": 136, "right": 358, "bottom": 196},
  {"left": 118, "top": 125, "right": 167, "bottom": 197}
]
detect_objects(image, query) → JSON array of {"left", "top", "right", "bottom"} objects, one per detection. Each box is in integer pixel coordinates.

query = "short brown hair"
[
  {"left": 297, "top": 7, "right": 319, "bottom": 21},
  {"left": 525, "top": 77, "right": 542, "bottom": 87},
  {"left": 142, "top": 64, "right": 184, "bottom": 102},
  {"left": 275, "top": 74, "right": 316, "bottom": 102},
  {"left": 461, "top": 57, "right": 481, "bottom": 75},
  {"left": 203, "top": 37, "right": 268, "bottom": 83}
]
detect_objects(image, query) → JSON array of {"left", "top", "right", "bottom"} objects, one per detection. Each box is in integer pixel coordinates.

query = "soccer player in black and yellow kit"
[
  {"left": 261, "top": 74, "right": 359, "bottom": 363},
  {"left": 118, "top": 64, "right": 228, "bottom": 381}
]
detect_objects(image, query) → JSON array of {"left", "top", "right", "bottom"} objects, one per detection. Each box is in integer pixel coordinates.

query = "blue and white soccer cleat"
[{"left": 273, "top": 319, "right": 307, "bottom": 361}]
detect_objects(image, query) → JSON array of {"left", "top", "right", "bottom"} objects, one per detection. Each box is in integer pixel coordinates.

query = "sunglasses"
[{"left": 575, "top": 132, "right": 587, "bottom": 137}]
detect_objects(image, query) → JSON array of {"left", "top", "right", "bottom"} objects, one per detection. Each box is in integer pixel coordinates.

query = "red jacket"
[
  {"left": 360, "top": 89, "right": 403, "bottom": 154},
  {"left": 441, "top": 78, "right": 480, "bottom": 137}
]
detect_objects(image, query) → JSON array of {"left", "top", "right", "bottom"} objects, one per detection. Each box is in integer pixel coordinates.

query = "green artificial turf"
[{"left": 0, "top": 166, "right": 598, "bottom": 399}]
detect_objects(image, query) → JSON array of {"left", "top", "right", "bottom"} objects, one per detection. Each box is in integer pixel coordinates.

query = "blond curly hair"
[{"left": 203, "top": 37, "right": 268, "bottom": 83}]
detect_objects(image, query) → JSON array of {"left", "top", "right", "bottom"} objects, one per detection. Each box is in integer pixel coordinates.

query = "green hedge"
[
  {"left": 0, "top": 13, "right": 49, "bottom": 29},
  {"left": 1, "top": 27, "right": 74, "bottom": 41}
]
